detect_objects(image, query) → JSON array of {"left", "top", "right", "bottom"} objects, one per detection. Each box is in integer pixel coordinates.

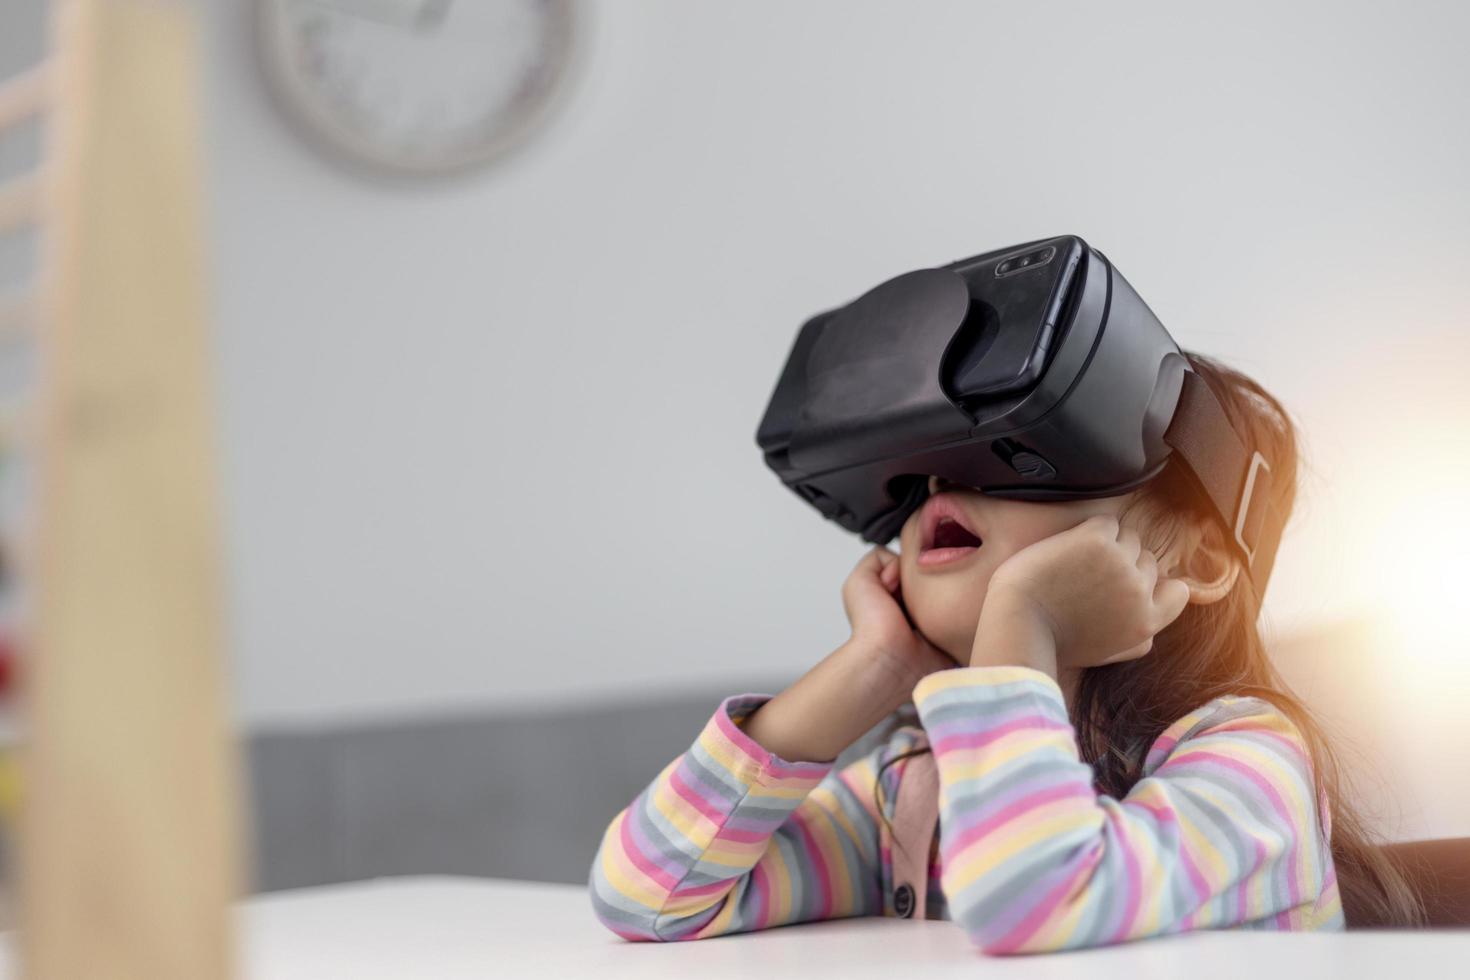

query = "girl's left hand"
[{"left": 970, "top": 514, "right": 1191, "bottom": 675}]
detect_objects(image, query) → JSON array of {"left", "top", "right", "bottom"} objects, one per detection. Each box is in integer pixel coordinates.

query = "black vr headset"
[{"left": 755, "top": 235, "right": 1284, "bottom": 601}]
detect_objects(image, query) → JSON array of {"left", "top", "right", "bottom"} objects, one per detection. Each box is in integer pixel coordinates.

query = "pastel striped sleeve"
[
  {"left": 588, "top": 693, "right": 894, "bottom": 941},
  {"left": 911, "top": 665, "right": 1344, "bottom": 954}
]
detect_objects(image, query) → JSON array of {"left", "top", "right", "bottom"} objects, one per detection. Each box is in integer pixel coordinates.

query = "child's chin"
[{"left": 906, "top": 596, "right": 978, "bottom": 662}]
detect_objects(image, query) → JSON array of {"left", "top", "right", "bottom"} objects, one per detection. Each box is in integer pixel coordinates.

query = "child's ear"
[{"left": 1157, "top": 515, "right": 1241, "bottom": 606}]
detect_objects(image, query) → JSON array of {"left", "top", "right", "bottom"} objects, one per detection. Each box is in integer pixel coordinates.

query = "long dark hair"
[{"left": 875, "top": 352, "right": 1425, "bottom": 928}]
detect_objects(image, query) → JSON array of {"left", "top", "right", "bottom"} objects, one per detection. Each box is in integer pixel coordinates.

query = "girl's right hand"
[{"left": 842, "top": 545, "right": 961, "bottom": 687}]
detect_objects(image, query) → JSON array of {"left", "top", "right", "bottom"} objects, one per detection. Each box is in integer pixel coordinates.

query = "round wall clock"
[{"left": 254, "top": 0, "right": 583, "bottom": 178}]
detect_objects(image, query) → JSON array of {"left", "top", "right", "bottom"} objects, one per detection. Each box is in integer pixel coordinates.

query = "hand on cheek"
[
  {"left": 842, "top": 546, "right": 963, "bottom": 685},
  {"left": 967, "top": 515, "right": 1191, "bottom": 679}
]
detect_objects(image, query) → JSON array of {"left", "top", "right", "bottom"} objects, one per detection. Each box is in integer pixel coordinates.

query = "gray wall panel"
[{"left": 248, "top": 691, "right": 835, "bottom": 892}]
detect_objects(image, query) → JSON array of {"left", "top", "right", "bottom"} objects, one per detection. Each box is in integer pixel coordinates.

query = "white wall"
[{"left": 202, "top": 0, "right": 1470, "bottom": 731}]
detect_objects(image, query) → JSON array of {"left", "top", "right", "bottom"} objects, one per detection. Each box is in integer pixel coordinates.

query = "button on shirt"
[{"left": 894, "top": 883, "right": 915, "bottom": 918}]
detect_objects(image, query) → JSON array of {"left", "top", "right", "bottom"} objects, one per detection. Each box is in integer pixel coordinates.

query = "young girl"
[{"left": 588, "top": 353, "right": 1425, "bottom": 953}]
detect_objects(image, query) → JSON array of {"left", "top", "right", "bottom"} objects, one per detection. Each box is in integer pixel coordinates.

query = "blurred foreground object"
[{"left": 2, "top": 1, "right": 247, "bottom": 977}]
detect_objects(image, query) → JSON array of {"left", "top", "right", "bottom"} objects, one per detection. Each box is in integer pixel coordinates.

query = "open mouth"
[
  {"left": 917, "top": 493, "right": 983, "bottom": 567},
  {"left": 931, "top": 518, "right": 982, "bottom": 550}
]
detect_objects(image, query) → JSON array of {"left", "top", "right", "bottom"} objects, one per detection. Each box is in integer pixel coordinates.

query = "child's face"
[{"left": 897, "top": 475, "right": 1136, "bottom": 663}]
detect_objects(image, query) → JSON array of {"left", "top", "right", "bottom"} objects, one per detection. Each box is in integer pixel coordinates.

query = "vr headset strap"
[{"left": 1162, "top": 370, "right": 1284, "bottom": 602}]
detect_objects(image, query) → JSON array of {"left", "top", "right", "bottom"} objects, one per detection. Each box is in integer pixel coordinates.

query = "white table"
[{"left": 6, "top": 876, "right": 1470, "bottom": 978}]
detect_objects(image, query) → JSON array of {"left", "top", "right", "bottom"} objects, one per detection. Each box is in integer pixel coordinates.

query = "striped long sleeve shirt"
[{"left": 589, "top": 664, "right": 1344, "bottom": 952}]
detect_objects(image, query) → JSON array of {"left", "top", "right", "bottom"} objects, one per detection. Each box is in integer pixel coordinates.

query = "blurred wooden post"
[{"left": 12, "top": 1, "right": 246, "bottom": 978}]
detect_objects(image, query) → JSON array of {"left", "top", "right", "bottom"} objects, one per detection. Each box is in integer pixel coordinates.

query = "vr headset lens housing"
[{"left": 756, "top": 235, "right": 1283, "bottom": 600}]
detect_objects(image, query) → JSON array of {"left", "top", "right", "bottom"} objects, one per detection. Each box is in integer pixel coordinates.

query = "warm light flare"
[
  {"left": 1372, "top": 484, "right": 1470, "bottom": 676},
  {"left": 1357, "top": 482, "right": 1470, "bottom": 839}
]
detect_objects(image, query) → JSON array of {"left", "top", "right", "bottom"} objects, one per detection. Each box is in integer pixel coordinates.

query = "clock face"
[{"left": 255, "top": 0, "right": 581, "bottom": 177}]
